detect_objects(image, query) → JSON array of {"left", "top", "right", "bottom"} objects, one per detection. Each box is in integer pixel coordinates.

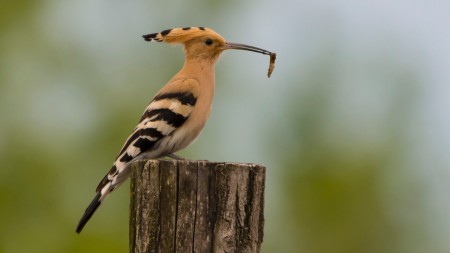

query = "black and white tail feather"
[{"left": 76, "top": 81, "right": 198, "bottom": 233}]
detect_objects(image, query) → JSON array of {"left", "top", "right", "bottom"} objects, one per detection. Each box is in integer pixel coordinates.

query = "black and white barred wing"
[{"left": 98, "top": 80, "right": 199, "bottom": 193}]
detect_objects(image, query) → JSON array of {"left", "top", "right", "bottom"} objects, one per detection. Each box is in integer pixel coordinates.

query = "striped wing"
[
  {"left": 95, "top": 86, "right": 198, "bottom": 193},
  {"left": 116, "top": 91, "right": 197, "bottom": 162}
]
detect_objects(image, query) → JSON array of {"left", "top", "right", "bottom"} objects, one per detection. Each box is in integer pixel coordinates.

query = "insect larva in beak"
[{"left": 268, "top": 52, "right": 276, "bottom": 78}]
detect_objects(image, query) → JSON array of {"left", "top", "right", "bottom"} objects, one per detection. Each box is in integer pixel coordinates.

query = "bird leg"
[{"left": 167, "top": 153, "right": 186, "bottom": 160}]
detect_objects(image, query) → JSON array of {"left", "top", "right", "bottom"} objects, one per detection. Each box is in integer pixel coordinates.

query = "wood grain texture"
[{"left": 130, "top": 160, "right": 265, "bottom": 253}]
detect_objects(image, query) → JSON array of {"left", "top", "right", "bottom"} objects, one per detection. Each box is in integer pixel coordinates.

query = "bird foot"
[{"left": 167, "top": 153, "right": 186, "bottom": 160}]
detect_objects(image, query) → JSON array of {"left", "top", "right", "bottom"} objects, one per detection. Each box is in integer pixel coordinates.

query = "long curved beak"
[{"left": 223, "top": 42, "right": 272, "bottom": 55}]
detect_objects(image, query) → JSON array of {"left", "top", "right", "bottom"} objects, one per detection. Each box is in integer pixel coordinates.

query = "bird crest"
[{"left": 143, "top": 27, "right": 225, "bottom": 45}]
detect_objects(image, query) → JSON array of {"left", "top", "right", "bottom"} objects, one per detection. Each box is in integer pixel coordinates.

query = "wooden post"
[{"left": 129, "top": 160, "right": 265, "bottom": 253}]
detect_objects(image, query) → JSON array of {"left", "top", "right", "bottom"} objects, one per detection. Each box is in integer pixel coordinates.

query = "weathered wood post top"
[{"left": 130, "top": 160, "right": 266, "bottom": 253}]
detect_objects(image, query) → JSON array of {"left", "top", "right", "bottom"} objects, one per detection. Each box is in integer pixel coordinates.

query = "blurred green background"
[{"left": 1, "top": 1, "right": 450, "bottom": 252}]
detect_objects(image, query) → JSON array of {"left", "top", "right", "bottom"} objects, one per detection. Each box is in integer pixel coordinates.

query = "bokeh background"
[{"left": 1, "top": 1, "right": 450, "bottom": 252}]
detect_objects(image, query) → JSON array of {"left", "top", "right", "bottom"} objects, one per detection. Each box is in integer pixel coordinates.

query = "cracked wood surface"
[{"left": 129, "top": 160, "right": 265, "bottom": 253}]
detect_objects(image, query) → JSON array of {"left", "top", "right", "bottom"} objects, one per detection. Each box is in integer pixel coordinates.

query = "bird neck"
[{"left": 178, "top": 57, "right": 217, "bottom": 84}]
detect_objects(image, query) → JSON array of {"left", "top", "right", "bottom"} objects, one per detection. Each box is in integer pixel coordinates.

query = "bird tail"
[
  {"left": 76, "top": 192, "right": 102, "bottom": 233},
  {"left": 76, "top": 171, "right": 115, "bottom": 233},
  {"left": 76, "top": 164, "right": 126, "bottom": 233}
]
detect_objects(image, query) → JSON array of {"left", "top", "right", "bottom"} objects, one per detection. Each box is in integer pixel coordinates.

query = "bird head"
[{"left": 143, "top": 27, "right": 272, "bottom": 62}]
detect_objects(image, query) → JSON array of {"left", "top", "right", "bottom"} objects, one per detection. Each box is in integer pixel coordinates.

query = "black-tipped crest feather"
[{"left": 142, "top": 27, "right": 224, "bottom": 44}]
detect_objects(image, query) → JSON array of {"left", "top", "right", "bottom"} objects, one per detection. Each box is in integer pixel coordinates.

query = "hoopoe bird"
[{"left": 76, "top": 27, "right": 275, "bottom": 233}]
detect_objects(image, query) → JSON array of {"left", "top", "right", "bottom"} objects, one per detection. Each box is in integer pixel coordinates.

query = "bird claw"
[{"left": 167, "top": 153, "right": 186, "bottom": 160}]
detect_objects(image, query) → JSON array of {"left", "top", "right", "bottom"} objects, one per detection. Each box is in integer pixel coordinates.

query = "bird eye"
[{"left": 205, "top": 39, "right": 213, "bottom": 46}]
